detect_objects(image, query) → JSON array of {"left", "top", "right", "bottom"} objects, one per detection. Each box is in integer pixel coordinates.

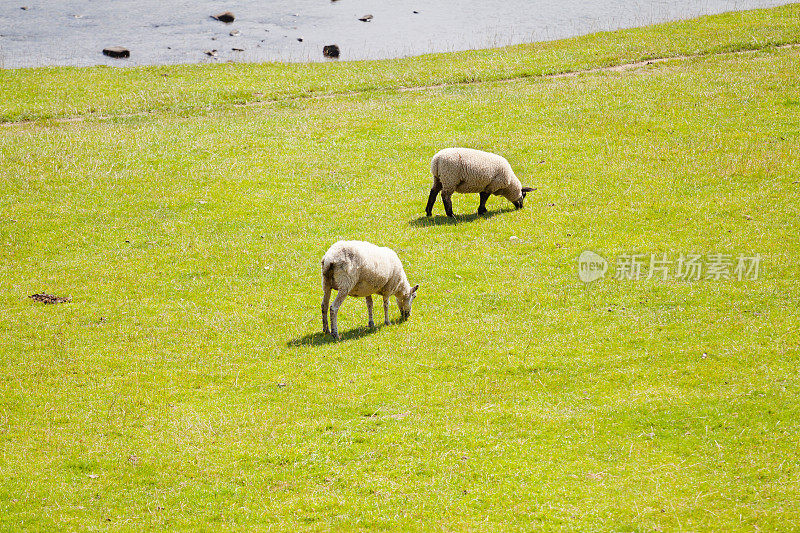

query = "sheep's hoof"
[
  {"left": 331, "top": 332, "right": 339, "bottom": 340},
  {"left": 368, "top": 321, "right": 375, "bottom": 328},
  {"left": 477, "top": 207, "right": 488, "bottom": 215},
  {"left": 425, "top": 211, "right": 432, "bottom": 217}
]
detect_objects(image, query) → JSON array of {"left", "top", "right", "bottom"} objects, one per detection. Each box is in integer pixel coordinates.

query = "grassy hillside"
[
  {"left": 2, "top": 4, "right": 800, "bottom": 123},
  {"left": 1, "top": 5, "right": 799, "bottom": 531}
]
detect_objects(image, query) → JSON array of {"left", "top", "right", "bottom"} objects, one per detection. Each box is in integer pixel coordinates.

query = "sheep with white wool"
[
  {"left": 321, "top": 240, "right": 418, "bottom": 339},
  {"left": 426, "top": 147, "right": 535, "bottom": 218}
]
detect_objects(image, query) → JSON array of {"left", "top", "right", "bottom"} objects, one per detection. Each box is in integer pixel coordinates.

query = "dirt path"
[
  {"left": 399, "top": 42, "right": 800, "bottom": 92},
  {"left": 4, "top": 42, "right": 798, "bottom": 127}
]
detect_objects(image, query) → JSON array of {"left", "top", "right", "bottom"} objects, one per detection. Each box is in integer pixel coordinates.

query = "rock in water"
[
  {"left": 102, "top": 46, "right": 130, "bottom": 58},
  {"left": 322, "top": 44, "right": 340, "bottom": 58},
  {"left": 358, "top": 14, "right": 373, "bottom": 22},
  {"left": 212, "top": 11, "right": 235, "bottom": 23}
]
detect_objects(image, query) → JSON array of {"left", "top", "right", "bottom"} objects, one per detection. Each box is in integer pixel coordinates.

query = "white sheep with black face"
[
  {"left": 426, "top": 147, "right": 535, "bottom": 218},
  {"left": 321, "top": 240, "right": 418, "bottom": 339}
]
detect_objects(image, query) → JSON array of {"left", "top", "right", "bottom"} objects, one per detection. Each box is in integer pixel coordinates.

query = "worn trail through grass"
[{"left": 3, "top": 42, "right": 800, "bottom": 127}]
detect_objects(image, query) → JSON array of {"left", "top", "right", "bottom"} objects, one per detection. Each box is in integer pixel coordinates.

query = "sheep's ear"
[
  {"left": 411, "top": 284, "right": 419, "bottom": 293},
  {"left": 521, "top": 186, "right": 535, "bottom": 193}
]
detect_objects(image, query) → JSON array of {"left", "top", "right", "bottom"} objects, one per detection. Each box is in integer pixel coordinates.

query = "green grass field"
[{"left": 2, "top": 5, "right": 800, "bottom": 530}]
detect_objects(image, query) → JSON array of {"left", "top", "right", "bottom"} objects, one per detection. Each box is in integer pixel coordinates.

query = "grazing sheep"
[
  {"left": 426, "top": 147, "right": 535, "bottom": 218},
  {"left": 321, "top": 240, "right": 418, "bottom": 339}
]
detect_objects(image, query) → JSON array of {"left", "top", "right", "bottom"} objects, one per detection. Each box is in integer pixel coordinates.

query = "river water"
[{"left": 0, "top": 0, "right": 793, "bottom": 69}]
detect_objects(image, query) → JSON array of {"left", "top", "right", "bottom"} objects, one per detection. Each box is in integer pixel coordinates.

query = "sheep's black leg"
[
  {"left": 442, "top": 192, "right": 455, "bottom": 218},
  {"left": 366, "top": 295, "right": 375, "bottom": 328},
  {"left": 425, "top": 181, "right": 442, "bottom": 217},
  {"left": 322, "top": 278, "right": 332, "bottom": 335},
  {"left": 478, "top": 192, "right": 490, "bottom": 215}
]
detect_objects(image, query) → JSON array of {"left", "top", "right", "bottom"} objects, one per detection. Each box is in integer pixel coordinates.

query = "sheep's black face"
[{"left": 515, "top": 187, "right": 535, "bottom": 209}]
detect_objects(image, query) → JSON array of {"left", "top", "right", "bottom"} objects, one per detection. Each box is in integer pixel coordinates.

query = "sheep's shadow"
[
  {"left": 408, "top": 207, "right": 514, "bottom": 227},
  {"left": 287, "top": 323, "right": 390, "bottom": 346}
]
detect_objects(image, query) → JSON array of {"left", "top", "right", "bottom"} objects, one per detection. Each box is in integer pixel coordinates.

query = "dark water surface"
[{"left": 0, "top": 0, "right": 793, "bottom": 69}]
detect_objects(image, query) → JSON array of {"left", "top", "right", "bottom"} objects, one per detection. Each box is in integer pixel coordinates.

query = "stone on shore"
[
  {"left": 323, "top": 44, "right": 340, "bottom": 58},
  {"left": 212, "top": 11, "right": 235, "bottom": 23},
  {"left": 102, "top": 46, "right": 130, "bottom": 58}
]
